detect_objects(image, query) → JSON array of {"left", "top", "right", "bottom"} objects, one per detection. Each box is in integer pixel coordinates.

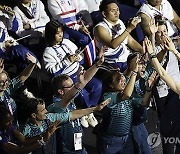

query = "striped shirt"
[{"left": 101, "top": 92, "right": 133, "bottom": 137}]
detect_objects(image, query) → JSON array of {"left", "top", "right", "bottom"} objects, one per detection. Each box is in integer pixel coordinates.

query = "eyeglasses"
[
  {"left": 0, "top": 79, "right": 8, "bottom": 86},
  {"left": 62, "top": 83, "right": 74, "bottom": 89}
]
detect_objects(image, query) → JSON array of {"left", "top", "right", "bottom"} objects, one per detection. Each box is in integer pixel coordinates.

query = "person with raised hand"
[
  {"left": 0, "top": 105, "right": 60, "bottom": 154},
  {"left": 145, "top": 37, "right": 180, "bottom": 154},
  {"left": 0, "top": 53, "right": 38, "bottom": 127},
  {"left": 47, "top": 55, "right": 109, "bottom": 153}
]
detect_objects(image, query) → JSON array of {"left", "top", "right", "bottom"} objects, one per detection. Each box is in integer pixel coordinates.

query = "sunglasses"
[{"left": 62, "top": 83, "right": 74, "bottom": 89}]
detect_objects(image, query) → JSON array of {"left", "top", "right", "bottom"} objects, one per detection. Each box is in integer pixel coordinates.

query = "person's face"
[
  {"left": 148, "top": 0, "right": 162, "bottom": 7},
  {"left": 138, "top": 60, "right": 147, "bottom": 78},
  {"left": 0, "top": 113, "right": 13, "bottom": 131},
  {"left": 110, "top": 72, "right": 126, "bottom": 91},
  {"left": 60, "top": 77, "right": 74, "bottom": 95},
  {"left": 156, "top": 25, "right": 168, "bottom": 44},
  {"left": 54, "top": 27, "right": 64, "bottom": 45},
  {"left": 0, "top": 73, "right": 9, "bottom": 92},
  {"left": 103, "top": 3, "right": 120, "bottom": 23},
  {"left": 35, "top": 103, "right": 47, "bottom": 121}
]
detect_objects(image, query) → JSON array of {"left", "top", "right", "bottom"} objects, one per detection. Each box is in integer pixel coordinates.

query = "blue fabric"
[
  {"left": 48, "top": 97, "right": 85, "bottom": 153},
  {"left": 0, "top": 126, "right": 16, "bottom": 154},
  {"left": 112, "top": 61, "right": 128, "bottom": 73},
  {"left": 132, "top": 124, "right": 152, "bottom": 154},
  {"left": 101, "top": 92, "right": 133, "bottom": 137},
  {"left": 11, "top": 17, "right": 19, "bottom": 32},
  {"left": 72, "top": 77, "right": 102, "bottom": 108},
  {"left": 64, "top": 27, "right": 90, "bottom": 48},
  {"left": 0, "top": 44, "right": 38, "bottom": 69},
  {"left": 0, "top": 29, "right": 5, "bottom": 42},
  {"left": 96, "top": 133, "right": 130, "bottom": 154}
]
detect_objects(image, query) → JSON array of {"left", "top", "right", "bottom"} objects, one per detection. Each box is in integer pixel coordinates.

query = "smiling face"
[
  {"left": 155, "top": 24, "right": 168, "bottom": 44},
  {"left": 35, "top": 103, "right": 47, "bottom": 121},
  {"left": 54, "top": 27, "right": 64, "bottom": 45},
  {"left": 102, "top": 3, "right": 120, "bottom": 24},
  {"left": 110, "top": 72, "right": 126, "bottom": 91}
]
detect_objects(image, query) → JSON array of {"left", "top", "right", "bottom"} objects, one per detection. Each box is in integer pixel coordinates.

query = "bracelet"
[
  {"left": 95, "top": 62, "right": 101, "bottom": 68},
  {"left": 150, "top": 54, "right": 156, "bottom": 59},
  {"left": 131, "top": 70, "right": 138, "bottom": 76}
]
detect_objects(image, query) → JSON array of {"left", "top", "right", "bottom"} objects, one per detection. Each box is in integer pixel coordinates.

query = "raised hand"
[
  {"left": 77, "top": 65, "right": 86, "bottom": 85},
  {"left": 149, "top": 18, "right": 158, "bottom": 35},
  {"left": 146, "top": 71, "right": 157, "bottom": 91},
  {"left": 94, "top": 98, "right": 111, "bottom": 111},
  {"left": 43, "top": 120, "right": 61, "bottom": 141},
  {"left": 144, "top": 37, "right": 154, "bottom": 55},
  {"left": 163, "top": 36, "right": 176, "bottom": 52},
  {"left": 127, "top": 17, "right": 140, "bottom": 32},
  {"left": 26, "top": 52, "right": 41, "bottom": 69}
]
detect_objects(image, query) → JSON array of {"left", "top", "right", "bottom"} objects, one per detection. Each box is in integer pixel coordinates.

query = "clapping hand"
[
  {"left": 149, "top": 19, "right": 158, "bottom": 35},
  {"left": 146, "top": 71, "right": 157, "bottom": 91}
]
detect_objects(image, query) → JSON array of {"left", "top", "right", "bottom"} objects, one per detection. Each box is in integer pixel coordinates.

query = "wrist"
[
  {"left": 125, "top": 28, "right": 131, "bottom": 33},
  {"left": 95, "top": 62, "right": 101, "bottom": 68},
  {"left": 150, "top": 54, "right": 156, "bottom": 59},
  {"left": 131, "top": 70, "right": 138, "bottom": 76}
]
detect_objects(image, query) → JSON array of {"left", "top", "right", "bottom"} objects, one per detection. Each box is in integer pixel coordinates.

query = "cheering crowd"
[{"left": 0, "top": 0, "right": 180, "bottom": 153}]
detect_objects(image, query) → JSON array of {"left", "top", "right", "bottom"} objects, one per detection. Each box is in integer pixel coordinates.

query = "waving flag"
[{"left": 84, "top": 39, "right": 96, "bottom": 66}]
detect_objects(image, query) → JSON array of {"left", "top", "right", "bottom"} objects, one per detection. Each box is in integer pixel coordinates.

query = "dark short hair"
[
  {"left": 127, "top": 53, "right": 138, "bottom": 66},
  {"left": 51, "top": 74, "right": 70, "bottom": 96},
  {"left": 99, "top": 0, "right": 118, "bottom": 12},
  {"left": 156, "top": 20, "right": 168, "bottom": 30},
  {"left": 45, "top": 20, "right": 64, "bottom": 46},
  {"left": 102, "top": 71, "right": 120, "bottom": 92},
  {"left": 23, "top": 98, "right": 45, "bottom": 119}
]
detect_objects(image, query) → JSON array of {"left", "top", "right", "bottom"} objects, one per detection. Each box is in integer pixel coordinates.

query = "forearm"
[
  {"left": 83, "top": 62, "right": 100, "bottom": 83},
  {"left": 70, "top": 107, "right": 95, "bottom": 121},
  {"left": 141, "top": 91, "right": 152, "bottom": 107},
  {"left": 3, "top": 142, "right": 40, "bottom": 154},
  {"left": 129, "top": 38, "right": 143, "bottom": 53},
  {"left": 122, "top": 73, "right": 137, "bottom": 99},
  {"left": 110, "top": 30, "right": 130, "bottom": 49},
  {"left": 19, "top": 63, "right": 35, "bottom": 82}
]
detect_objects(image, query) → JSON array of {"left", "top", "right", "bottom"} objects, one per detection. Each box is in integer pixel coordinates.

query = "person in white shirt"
[
  {"left": 47, "top": 0, "right": 93, "bottom": 48},
  {"left": 14, "top": 0, "right": 50, "bottom": 57},
  {"left": 43, "top": 21, "right": 103, "bottom": 128},
  {"left": 138, "top": 0, "right": 180, "bottom": 38},
  {"left": 94, "top": 0, "right": 143, "bottom": 72}
]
